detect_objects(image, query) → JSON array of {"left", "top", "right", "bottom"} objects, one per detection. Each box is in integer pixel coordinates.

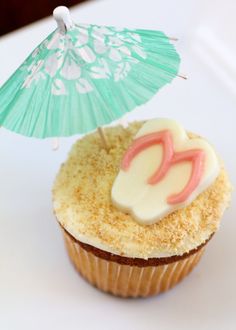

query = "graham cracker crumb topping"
[{"left": 52, "top": 122, "right": 231, "bottom": 258}]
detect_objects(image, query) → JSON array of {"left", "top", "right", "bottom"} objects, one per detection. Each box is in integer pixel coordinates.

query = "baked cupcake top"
[{"left": 52, "top": 121, "right": 231, "bottom": 259}]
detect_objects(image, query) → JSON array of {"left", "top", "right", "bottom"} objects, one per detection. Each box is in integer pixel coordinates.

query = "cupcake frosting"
[{"left": 52, "top": 121, "right": 231, "bottom": 259}]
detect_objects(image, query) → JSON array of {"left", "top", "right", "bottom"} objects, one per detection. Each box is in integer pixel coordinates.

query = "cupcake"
[{"left": 52, "top": 118, "right": 231, "bottom": 297}]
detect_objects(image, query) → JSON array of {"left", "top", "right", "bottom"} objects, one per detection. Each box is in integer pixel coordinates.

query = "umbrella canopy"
[{"left": 0, "top": 6, "right": 180, "bottom": 138}]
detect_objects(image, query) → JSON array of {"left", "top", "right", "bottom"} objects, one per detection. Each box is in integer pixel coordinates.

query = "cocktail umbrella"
[{"left": 0, "top": 6, "right": 181, "bottom": 147}]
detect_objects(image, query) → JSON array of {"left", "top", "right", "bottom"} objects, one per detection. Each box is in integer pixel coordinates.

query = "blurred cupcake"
[{"left": 52, "top": 119, "right": 231, "bottom": 297}]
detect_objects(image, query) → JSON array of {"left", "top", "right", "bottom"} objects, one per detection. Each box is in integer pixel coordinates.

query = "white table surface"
[{"left": 0, "top": 1, "right": 235, "bottom": 329}]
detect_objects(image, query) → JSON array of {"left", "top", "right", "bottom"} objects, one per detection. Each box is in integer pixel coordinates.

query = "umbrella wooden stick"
[
  {"left": 167, "top": 36, "right": 187, "bottom": 79},
  {"left": 52, "top": 138, "right": 59, "bottom": 150},
  {"left": 97, "top": 127, "right": 109, "bottom": 150},
  {"left": 167, "top": 37, "right": 187, "bottom": 79},
  {"left": 168, "top": 37, "right": 178, "bottom": 41},
  {"left": 178, "top": 74, "right": 187, "bottom": 79}
]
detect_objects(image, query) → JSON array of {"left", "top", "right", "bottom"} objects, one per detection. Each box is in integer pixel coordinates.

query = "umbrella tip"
[{"left": 53, "top": 6, "right": 73, "bottom": 32}]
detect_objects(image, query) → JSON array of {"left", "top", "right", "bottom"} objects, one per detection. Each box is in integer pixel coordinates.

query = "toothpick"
[
  {"left": 167, "top": 38, "right": 186, "bottom": 79},
  {"left": 178, "top": 74, "right": 187, "bottom": 80},
  {"left": 119, "top": 114, "right": 128, "bottom": 128},
  {"left": 168, "top": 37, "right": 178, "bottom": 41},
  {"left": 52, "top": 138, "right": 59, "bottom": 150},
  {"left": 97, "top": 127, "right": 109, "bottom": 151}
]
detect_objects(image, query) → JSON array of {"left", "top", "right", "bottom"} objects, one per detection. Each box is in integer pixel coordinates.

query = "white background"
[{"left": 0, "top": 0, "right": 235, "bottom": 329}]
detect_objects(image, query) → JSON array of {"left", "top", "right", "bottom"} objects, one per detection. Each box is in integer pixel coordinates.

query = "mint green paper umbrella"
[{"left": 0, "top": 6, "right": 181, "bottom": 139}]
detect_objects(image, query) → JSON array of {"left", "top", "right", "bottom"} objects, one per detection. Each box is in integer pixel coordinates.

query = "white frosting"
[
  {"left": 111, "top": 119, "right": 220, "bottom": 225},
  {"left": 61, "top": 222, "right": 214, "bottom": 258}
]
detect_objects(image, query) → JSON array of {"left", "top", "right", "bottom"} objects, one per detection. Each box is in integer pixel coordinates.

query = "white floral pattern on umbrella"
[{"left": 22, "top": 24, "right": 147, "bottom": 95}]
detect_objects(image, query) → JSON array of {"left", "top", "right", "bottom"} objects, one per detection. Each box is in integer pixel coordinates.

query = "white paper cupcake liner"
[{"left": 63, "top": 229, "right": 205, "bottom": 297}]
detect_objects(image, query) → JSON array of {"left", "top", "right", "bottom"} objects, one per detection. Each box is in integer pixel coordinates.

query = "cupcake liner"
[{"left": 63, "top": 229, "right": 205, "bottom": 297}]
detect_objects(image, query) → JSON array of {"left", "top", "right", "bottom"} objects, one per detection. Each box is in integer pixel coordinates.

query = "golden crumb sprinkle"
[{"left": 52, "top": 122, "right": 232, "bottom": 259}]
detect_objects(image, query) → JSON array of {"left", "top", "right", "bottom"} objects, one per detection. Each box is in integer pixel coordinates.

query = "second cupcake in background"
[{"left": 52, "top": 118, "right": 231, "bottom": 297}]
